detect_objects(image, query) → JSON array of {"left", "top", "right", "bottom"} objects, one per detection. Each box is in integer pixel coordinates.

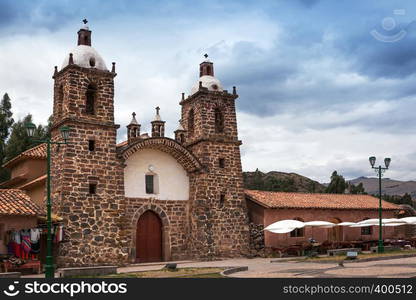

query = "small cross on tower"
[
  {"left": 156, "top": 106, "right": 160, "bottom": 115},
  {"left": 204, "top": 53, "right": 208, "bottom": 59},
  {"left": 132, "top": 112, "right": 136, "bottom": 118},
  {"left": 83, "top": 19, "right": 88, "bottom": 25}
]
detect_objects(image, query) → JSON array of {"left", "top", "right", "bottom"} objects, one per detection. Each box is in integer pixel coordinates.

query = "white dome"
[
  {"left": 62, "top": 45, "right": 108, "bottom": 71},
  {"left": 190, "top": 75, "right": 223, "bottom": 95}
]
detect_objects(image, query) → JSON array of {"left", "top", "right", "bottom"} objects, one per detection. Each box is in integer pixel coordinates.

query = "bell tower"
[
  {"left": 50, "top": 21, "right": 128, "bottom": 267},
  {"left": 180, "top": 56, "right": 249, "bottom": 259}
]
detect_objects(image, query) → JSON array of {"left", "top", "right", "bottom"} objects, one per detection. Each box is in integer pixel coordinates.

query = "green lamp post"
[
  {"left": 25, "top": 122, "right": 71, "bottom": 278},
  {"left": 369, "top": 156, "right": 391, "bottom": 253}
]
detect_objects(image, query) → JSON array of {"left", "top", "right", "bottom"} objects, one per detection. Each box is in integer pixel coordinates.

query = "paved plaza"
[{"left": 117, "top": 256, "right": 416, "bottom": 278}]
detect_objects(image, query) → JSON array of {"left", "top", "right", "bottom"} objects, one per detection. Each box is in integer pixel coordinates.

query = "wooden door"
[
  {"left": 328, "top": 218, "right": 343, "bottom": 242},
  {"left": 136, "top": 210, "right": 162, "bottom": 262}
]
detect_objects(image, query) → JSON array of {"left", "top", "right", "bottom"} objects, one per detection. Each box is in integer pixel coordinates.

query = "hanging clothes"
[
  {"left": 29, "top": 228, "right": 41, "bottom": 254},
  {"left": 11, "top": 230, "right": 21, "bottom": 258},
  {"left": 20, "top": 229, "right": 31, "bottom": 254},
  {"left": 30, "top": 228, "right": 41, "bottom": 243},
  {"left": 54, "top": 225, "right": 63, "bottom": 243}
]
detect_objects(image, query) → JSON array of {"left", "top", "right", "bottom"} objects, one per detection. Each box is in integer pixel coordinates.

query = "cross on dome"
[{"left": 83, "top": 19, "right": 88, "bottom": 25}]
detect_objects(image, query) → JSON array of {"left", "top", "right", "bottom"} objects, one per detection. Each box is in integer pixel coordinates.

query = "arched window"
[
  {"left": 214, "top": 107, "right": 224, "bottom": 133},
  {"left": 86, "top": 84, "right": 96, "bottom": 115},
  {"left": 206, "top": 65, "right": 211, "bottom": 75},
  {"left": 188, "top": 108, "right": 194, "bottom": 136},
  {"left": 290, "top": 218, "right": 304, "bottom": 237},
  {"left": 57, "top": 85, "right": 64, "bottom": 116}
]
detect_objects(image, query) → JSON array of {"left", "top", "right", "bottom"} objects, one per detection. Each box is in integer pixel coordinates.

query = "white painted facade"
[{"left": 124, "top": 148, "right": 190, "bottom": 200}]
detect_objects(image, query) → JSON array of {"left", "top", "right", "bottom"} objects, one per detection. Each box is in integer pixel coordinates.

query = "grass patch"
[
  {"left": 300, "top": 249, "right": 416, "bottom": 262},
  {"left": 72, "top": 267, "right": 226, "bottom": 278}
]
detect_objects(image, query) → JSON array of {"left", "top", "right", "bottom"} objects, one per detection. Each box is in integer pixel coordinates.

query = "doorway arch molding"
[{"left": 131, "top": 203, "right": 171, "bottom": 262}]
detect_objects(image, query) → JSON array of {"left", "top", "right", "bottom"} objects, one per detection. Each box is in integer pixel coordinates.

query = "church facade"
[{"left": 49, "top": 24, "right": 250, "bottom": 266}]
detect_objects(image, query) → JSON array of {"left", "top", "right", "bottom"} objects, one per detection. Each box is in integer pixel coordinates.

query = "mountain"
[
  {"left": 349, "top": 176, "right": 416, "bottom": 198},
  {"left": 243, "top": 170, "right": 326, "bottom": 193}
]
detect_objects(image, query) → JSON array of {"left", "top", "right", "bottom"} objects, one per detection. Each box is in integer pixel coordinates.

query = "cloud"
[{"left": 2, "top": 0, "right": 416, "bottom": 183}]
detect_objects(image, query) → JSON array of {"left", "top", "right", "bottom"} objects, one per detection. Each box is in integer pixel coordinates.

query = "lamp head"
[
  {"left": 25, "top": 122, "right": 36, "bottom": 137},
  {"left": 60, "top": 126, "right": 70, "bottom": 142},
  {"left": 369, "top": 156, "right": 376, "bottom": 167},
  {"left": 384, "top": 157, "right": 391, "bottom": 169}
]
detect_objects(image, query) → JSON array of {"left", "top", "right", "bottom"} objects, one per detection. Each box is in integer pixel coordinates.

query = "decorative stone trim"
[{"left": 120, "top": 137, "right": 202, "bottom": 173}]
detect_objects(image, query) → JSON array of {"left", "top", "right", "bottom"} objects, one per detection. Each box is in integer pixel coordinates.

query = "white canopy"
[
  {"left": 264, "top": 220, "right": 305, "bottom": 231},
  {"left": 383, "top": 223, "right": 407, "bottom": 227},
  {"left": 399, "top": 217, "right": 416, "bottom": 224},
  {"left": 303, "top": 221, "right": 336, "bottom": 228},
  {"left": 267, "top": 227, "right": 296, "bottom": 234},
  {"left": 337, "top": 222, "right": 356, "bottom": 226}
]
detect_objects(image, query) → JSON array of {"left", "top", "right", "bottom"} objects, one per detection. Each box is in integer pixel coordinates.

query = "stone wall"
[
  {"left": 248, "top": 222, "right": 265, "bottom": 257},
  {"left": 51, "top": 65, "right": 128, "bottom": 267},
  {"left": 180, "top": 88, "right": 250, "bottom": 259}
]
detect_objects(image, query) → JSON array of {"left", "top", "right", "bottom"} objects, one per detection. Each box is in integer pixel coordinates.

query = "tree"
[
  {"left": 325, "top": 171, "right": 347, "bottom": 194},
  {"left": 4, "top": 114, "right": 47, "bottom": 163},
  {"left": 349, "top": 182, "right": 366, "bottom": 194},
  {"left": 0, "top": 93, "right": 14, "bottom": 182}
]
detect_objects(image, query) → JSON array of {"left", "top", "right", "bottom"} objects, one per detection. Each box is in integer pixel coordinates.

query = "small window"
[
  {"left": 361, "top": 218, "right": 372, "bottom": 235},
  {"left": 145, "top": 175, "right": 154, "bottom": 194},
  {"left": 89, "top": 57, "right": 96, "bottom": 67},
  {"left": 219, "top": 158, "right": 225, "bottom": 168},
  {"left": 88, "top": 140, "right": 95, "bottom": 151},
  {"left": 290, "top": 218, "right": 304, "bottom": 237},
  {"left": 214, "top": 107, "right": 224, "bottom": 133},
  {"left": 220, "top": 194, "right": 225, "bottom": 206},
  {"left": 86, "top": 84, "right": 96, "bottom": 115},
  {"left": 89, "top": 183, "right": 97, "bottom": 195},
  {"left": 361, "top": 226, "right": 372, "bottom": 235},
  {"left": 188, "top": 109, "right": 194, "bottom": 136}
]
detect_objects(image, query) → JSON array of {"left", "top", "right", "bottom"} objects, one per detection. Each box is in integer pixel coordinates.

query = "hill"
[
  {"left": 243, "top": 170, "right": 326, "bottom": 193},
  {"left": 349, "top": 176, "right": 416, "bottom": 198}
]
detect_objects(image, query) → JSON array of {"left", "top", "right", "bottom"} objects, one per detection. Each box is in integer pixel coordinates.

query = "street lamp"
[
  {"left": 25, "top": 122, "right": 71, "bottom": 278},
  {"left": 369, "top": 156, "right": 391, "bottom": 253}
]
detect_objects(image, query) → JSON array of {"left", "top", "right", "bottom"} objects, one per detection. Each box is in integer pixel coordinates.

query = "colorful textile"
[{"left": 21, "top": 235, "right": 31, "bottom": 253}]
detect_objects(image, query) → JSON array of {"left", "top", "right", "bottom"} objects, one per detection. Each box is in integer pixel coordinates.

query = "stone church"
[
  {"left": 2, "top": 23, "right": 406, "bottom": 267},
  {"left": 49, "top": 24, "right": 250, "bottom": 266}
]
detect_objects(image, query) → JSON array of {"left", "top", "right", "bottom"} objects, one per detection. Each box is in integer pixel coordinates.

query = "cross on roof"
[
  {"left": 132, "top": 112, "right": 136, "bottom": 118},
  {"left": 204, "top": 53, "right": 208, "bottom": 59},
  {"left": 156, "top": 106, "right": 160, "bottom": 114},
  {"left": 83, "top": 19, "right": 88, "bottom": 25}
]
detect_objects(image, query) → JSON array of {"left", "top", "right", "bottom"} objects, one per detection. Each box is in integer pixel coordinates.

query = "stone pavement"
[{"left": 22, "top": 256, "right": 416, "bottom": 278}]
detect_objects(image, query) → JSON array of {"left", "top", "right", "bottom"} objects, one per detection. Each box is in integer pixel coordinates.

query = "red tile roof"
[
  {"left": 0, "top": 189, "right": 42, "bottom": 216},
  {"left": 2, "top": 143, "right": 47, "bottom": 168},
  {"left": 245, "top": 190, "right": 400, "bottom": 210}
]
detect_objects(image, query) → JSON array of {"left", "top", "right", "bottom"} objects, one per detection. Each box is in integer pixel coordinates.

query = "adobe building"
[
  {"left": 0, "top": 190, "right": 41, "bottom": 255},
  {"left": 245, "top": 190, "right": 401, "bottom": 249},
  {"left": 1, "top": 22, "right": 407, "bottom": 266}
]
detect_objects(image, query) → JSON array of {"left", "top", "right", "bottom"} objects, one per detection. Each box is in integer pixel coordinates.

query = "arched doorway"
[
  {"left": 328, "top": 218, "right": 343, "bottom": 242},
  {"left": 136, "top": 210, "right": 162, "bottom": 263}
]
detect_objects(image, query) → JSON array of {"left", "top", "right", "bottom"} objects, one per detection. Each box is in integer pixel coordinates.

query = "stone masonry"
[
  {"left": 51, "top": 64, "right": 129, "bottom": 266},
  {"left": 180, "top": 76, "right": 250, "bottom": 259}
]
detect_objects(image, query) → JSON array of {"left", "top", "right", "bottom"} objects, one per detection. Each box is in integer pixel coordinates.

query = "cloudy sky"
[{"left": 1, "top": 0, "right": 416, "bottom": 183}]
